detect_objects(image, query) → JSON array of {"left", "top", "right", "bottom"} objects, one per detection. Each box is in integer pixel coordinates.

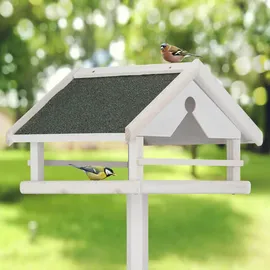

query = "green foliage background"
[{"left": 1, "top": 0, "right": 270, "bottom": 150}]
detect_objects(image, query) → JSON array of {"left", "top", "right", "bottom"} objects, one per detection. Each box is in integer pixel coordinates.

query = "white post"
[
  {"left": 127, "top": 137, "right": 148, "bottom": 270},
  {"left": 226, "top": 139, "right": 241, "bottom": 181},
  {"left": 30, "top": 142, "right": 44, "bottom": 181}
]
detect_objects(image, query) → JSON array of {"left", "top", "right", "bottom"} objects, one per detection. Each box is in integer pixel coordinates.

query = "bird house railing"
[
  {"left": 137, "top": 158, "right": 243, "bottom": 167},
  {"left": 27, "top": 160, "right": 128, "bottom": 168},
  {"left": 21, "top": 138, "right": 249, "bottom": 195}
]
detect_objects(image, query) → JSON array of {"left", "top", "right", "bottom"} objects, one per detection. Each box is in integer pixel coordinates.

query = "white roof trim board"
[
  {"left": 73, "top": 62, "right": 193, "bottom": 78},
  {"left": 194, "top": 60, "right": 263, "bottom": 146},
  {"left": 9, "top": 133, "right": 126, "bottom": 144},
  {"left": 6, "top": 59, "right": 263, "bottom": 146}
]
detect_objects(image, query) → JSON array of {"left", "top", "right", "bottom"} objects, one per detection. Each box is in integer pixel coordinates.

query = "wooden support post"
[
  {"left": 30, "top": 142, "right": 44, "bottom": 181},
  {"left": 226, "top": 139, "right": 241, "bottom": 181},
  {"left": 127, "top": 137, "right": 148, "bottom": 270}
]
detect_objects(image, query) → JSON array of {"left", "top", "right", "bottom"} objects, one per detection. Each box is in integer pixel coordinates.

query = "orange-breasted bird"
[{"left": 160, "top": 43, "right": 201, "bottom": 63}]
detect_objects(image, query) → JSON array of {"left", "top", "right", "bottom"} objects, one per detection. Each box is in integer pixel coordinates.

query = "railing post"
[
  {"left": 30, "top": 142, "right": 44, "bottom": 181},
  {"left": 226, "top": 139, "right": 241, "bottom": 181},
  {"left": 127, "top": 137, "right": 148, "bottom": 270}
]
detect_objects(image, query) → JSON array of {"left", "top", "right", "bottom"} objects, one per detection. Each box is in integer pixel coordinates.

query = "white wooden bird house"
[{"left": 6, "top": 59, "right": 263, "bottom": 270}]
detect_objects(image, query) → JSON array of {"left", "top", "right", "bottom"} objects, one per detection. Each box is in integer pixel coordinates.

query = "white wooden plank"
[
  {"left": 20, "top": 180, "right": 251, "bottom": 195},
  {"left": 137, "top": 137, "right": 148, "bottom": 269},
  {"left": 127, "top": 194, "right": 148, "bottom": 270},
  {"left": 144, "top": 136, "right": 254, "bottom": 146},
  {"left": 227, "top": 139, "right": 241, "bottom": 181},
  {"left": 6, "top": 68, "right": 79, "bottom": 146},
  {"left": 194, "top": 59, "right": 263, "bottom": 146},
  {"left": 28, "top": 160, "right": 128, "bottom": 167},
  {"left": 74, "top": 62, "right": 193, "bottom": 78},
  {"left": 20, "top": 181, "right": 140, "bottom": 194},
  {"left": 137, "top": 137, "right": 144, "bottom": 182},
  {"left": 125, "top": 64, "right": 199, "bottom": 142},
  {"left": 127, "top": 137, "right": 148, "bottom": 270},
  {"left": 138, "top": 158, "right": 244, "bottom": 167},
  {"left": 30, "top": 142, "right": 44, "bottom": 181},
  {"left": 144, "top": 136, "right": 226, "bottom": 145},
  {"left": 9, "top": 133, "right": 125, "bottom": 144},
  {"left": 142, "top": 180, "right": 251, "bottom": 194},
  {"left": 128, "top": 138, "right": 140, "bottom": 181}
]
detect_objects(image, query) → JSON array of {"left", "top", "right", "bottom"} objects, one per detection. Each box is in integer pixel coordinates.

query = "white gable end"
[
  {"left": 139, "top": 81, "right": 240, "bottom": 141},
  {"left": 144, "top": 113, "right": 225, "bottom": 145}
]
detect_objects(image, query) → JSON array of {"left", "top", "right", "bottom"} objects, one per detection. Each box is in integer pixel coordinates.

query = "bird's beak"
[{"left": 113, "top": 173, "right": 116, "bottom": 176}]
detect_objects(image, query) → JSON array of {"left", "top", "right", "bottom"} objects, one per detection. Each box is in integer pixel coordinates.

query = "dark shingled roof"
[{"left": 16, "top": 74, "right": 179, "bottom": 134}]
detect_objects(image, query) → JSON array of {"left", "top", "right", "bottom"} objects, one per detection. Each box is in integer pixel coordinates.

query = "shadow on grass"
[
  {"left": 6, "top": 193, "right": 251, "bottom": 266},
  {"left": 0, "top": 160, "right": 28, "bottom": 203},
  {"left": 149, "top": 195, "right": 250, "bottom": 261}
]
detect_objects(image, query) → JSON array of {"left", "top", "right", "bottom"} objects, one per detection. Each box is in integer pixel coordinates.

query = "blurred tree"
[
  {"left": 0, "top": 0, "right": 125, "bottom": 148},
  {"left": 0, "top": 0, "right": 123, "bottom": 114},
  {"left": 1, "top": 0, "right": 270, "bottom": 154},
  {"left": 235, "top": 1, "right": 270, "bottom": 153}
]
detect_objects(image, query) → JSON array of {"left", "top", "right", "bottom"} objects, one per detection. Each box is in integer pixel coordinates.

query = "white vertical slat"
[
  {"left": 226, "top": 139, "right": 241, "bottom": 181},
  {"left": 30, "top": 142, "right": 44, "bottom": 181},
  {"left": 127, "top": 137, "right": 148, "bottom": 270},
  {"left": 138, "top": 138, "right": 148, "bottom": 269}
]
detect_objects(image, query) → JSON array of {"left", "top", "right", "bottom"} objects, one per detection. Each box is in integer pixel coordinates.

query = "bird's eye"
[{"left": 160, "top": 43, "right": 167, "bottom": 49}]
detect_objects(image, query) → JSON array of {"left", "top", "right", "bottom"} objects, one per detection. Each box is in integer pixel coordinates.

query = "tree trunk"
[{"left": 260, "top": 82, "right": 270, "bottom": 153}]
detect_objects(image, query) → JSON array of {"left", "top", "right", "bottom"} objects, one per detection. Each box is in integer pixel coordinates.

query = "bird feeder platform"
[{"left": 6, "top": 59, "right": 263, "bottom": 270}]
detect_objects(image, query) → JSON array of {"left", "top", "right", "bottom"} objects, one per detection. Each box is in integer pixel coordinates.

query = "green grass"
[{"left": 0, "top": 145, "right": 270, "bottom": 270}]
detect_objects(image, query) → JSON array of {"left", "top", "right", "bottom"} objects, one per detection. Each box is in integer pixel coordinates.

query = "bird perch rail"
[
  {"left": 27, "top": 160, "right": 128, "bottom": 168},
  {"left": 27, "top": 158, "right": 243, "bottom": 167},
  {"left": 137, "top": 158, "right": 244, "bottom": 167},
  {"left": 20, "top": 180, "right": 251, "bottom": 194}
]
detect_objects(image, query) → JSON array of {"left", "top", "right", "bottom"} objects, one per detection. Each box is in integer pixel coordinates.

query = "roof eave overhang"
[
  {"left": 193, "top": 60, "right": 263, "bottom": 146},
  {"left": 6, "top": 133, "right": 126, "bottom": 145}
]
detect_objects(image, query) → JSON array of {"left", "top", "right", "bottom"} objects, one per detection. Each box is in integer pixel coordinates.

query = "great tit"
[{"left": 69, "top": 164, "right": 116, "bottom": 180}]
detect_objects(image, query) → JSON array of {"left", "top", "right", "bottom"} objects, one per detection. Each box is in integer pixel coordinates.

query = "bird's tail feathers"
[
  {"left": 69, "top": 164, "right": 85, "bottom": 170},
  {"left": 186, "top": 53, "right": 202, "bottom": 58}
]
